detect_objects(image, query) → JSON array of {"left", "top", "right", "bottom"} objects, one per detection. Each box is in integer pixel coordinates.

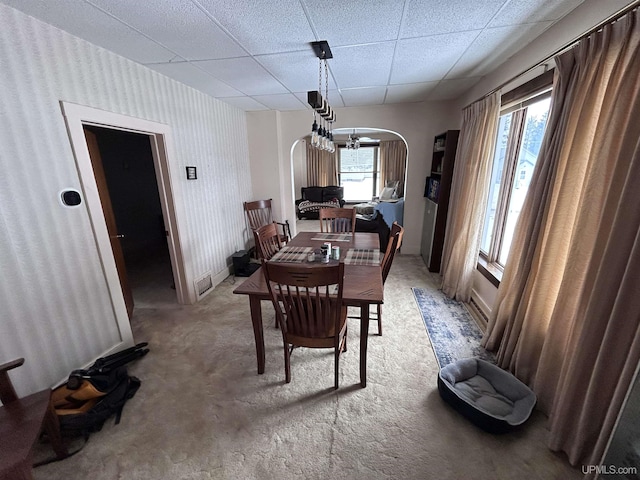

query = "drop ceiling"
[{"left": 3, "top": 0, "right": 585, "bottom": 111}]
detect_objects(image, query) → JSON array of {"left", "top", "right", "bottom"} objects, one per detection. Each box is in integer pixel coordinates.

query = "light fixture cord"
[
  {"left": 324, "top": 59, "right": 329, "bottom": 104},
  {"left": 324, "top": 58, "right": 332, "bottom": 139},
  {"left": 318, "top": 56, "right": 322, "bottom": 95}
]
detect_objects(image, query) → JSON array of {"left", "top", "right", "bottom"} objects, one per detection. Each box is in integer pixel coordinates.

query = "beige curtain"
[
  {"left": 483, "top": 8, "right": 640, "bottom": 467},
  {"left": 379, "top": 140, "right": 407, "bottom": 197},
  {"left": 306, "top": 140, "right": 337, "bottom": 186},
  {"left": 440, "top": 93, "right": 500, "bottom": 302}
]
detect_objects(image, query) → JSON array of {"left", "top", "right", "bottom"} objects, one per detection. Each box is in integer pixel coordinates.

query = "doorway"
[
  {"left": 62, "top": 103, "right": 190, "bottom": 351},
  {"left": 85, "top": 126, "right": 175, "bottom": 311}
]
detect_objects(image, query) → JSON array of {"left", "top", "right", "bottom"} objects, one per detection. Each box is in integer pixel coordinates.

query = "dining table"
[{"left": 233, "top": 231, "right": 384, "bottom": 387}]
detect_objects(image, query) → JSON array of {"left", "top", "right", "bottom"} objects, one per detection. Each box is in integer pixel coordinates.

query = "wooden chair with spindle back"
[
  {"left": 349, "top": 221, "right": 404, "bottom": 336},
  {"left": 318, "top": 207, "right": 357, "bottom": 233},
  {"left": 253, "top": 222, "right": 282, "bottom": 261},
  {"left": 244, "top": 199, "right": 291, "bottom": 244},
  {"left": 376, "top": 222, "right": 404, "bottom": 335},
  {"left": 263, "top": 262, "right": 347, "bottom": 389}
]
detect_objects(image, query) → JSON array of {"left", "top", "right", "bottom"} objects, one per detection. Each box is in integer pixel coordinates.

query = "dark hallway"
[{"left": 87, "top": 126, "right": 176, "bottom": 307}]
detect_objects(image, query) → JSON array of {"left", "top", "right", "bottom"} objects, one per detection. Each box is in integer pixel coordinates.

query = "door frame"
[{"left": 61, "top": 103, "right": 190, "bottom": 329}]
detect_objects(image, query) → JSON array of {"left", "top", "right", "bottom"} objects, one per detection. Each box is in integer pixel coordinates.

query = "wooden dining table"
[{"left": 233, "top": 231, "right": 384, "bottom": 387}]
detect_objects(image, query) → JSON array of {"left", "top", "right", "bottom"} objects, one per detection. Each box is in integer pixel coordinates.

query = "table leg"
[
  {"left": 249, "top": 295, "right": 265, "bottom": 374},
  {"left": 360, "top": 302, "right": 370, "bottom": 387}
]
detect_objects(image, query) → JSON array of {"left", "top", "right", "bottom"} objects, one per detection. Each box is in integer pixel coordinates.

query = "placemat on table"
[
  {"left": 310, "top": 232, "right": 353, "bottom": 242},
  {"left": 269, "top": 246, "right": 312, "bottom": 263},
  {"left": 343, "top": 248, "right": 381, "bottom": 266}
]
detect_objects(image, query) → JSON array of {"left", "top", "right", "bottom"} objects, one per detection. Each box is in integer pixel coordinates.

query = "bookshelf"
[{"left": 422, "top": 130, "right": 459, "bottom": 272}]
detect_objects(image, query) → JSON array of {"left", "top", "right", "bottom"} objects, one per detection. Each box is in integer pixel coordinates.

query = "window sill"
[{"left": 477, "top": 257, "right": 502, "bottom": 288}]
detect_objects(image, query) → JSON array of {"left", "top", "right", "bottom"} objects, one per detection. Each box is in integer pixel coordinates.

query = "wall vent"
[{"left": 195, "top": 272, "right": 213, "bottom": 300}]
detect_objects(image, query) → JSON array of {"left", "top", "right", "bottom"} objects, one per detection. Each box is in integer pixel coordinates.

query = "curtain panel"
[
  {"left": 306, "top": 140, "right": 337, "bottom": 186},
  {"left": 440, "top": 92, "right": 500, "bottom": 302},
  {"left": 379, "top": 140, "right": 407, "bottom": 197},
  {"left": 482, "top": 8, "right": 640, "bottom": 468}
]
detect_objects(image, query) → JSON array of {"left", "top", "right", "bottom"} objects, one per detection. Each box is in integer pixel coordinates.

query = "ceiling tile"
[
  {"left": 89, "top": 0, "right": 246, "bottom": 60},
  {"left": 330, "top": 43, "right": 395, "bottom": 88},
  {"left": 428, "top": 77, "right": 482, "bottom": 101},
  {"left": 305, "top": 0, "right": 404, "bottom": 45},
  {"left": 3, "top": 0, "right": 589, "bottom": 111},
  {"left": 251, "top": 93, "right": 308, "bottom": 110},
  {"left": 385, "top": 82, "right": 439, "bottom": 104},
  {"left": 340, "top": 87, "right": 387, "bottom": 107},
  {"left": 391, "top": 31, "right": 480, "bottom": 84},
  {"left": 447, "top": 22, "right": 553, "bottom": 79},
  {"left": 258, "top": 50, "right": 338, "bottom": 93},
  {"left": 194, "top": 57, "right": 287, "bottom": 95},
  {"left": 489, "top": 0, "right": 585, "bottom": 27},
  {"left": 220, "top": 96, "right": 270, "bottom": 111},
  {"left": 149, "top": 62, "right": 243, "bottom": 97},
  {"left": 197, "top": 0, "right": 315, "bottom": 55},
  {"left": 1, "top": 0, "right": 177, "bottom": 63},
  {"left": 401, "top": 0, "right": 506, "bottom": 38}
]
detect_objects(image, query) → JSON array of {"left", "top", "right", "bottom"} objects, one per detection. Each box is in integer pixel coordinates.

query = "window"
[
  {"left": 338, "top": 146, "right": 380, "bottom": 202},
  {"left": 480, "top": 92, "right": 551, "bottom": 272}
]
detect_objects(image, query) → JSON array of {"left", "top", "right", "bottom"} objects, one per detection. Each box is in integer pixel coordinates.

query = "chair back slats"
[
  {"left": 244, "top": 198, "right": 291, "bottom": 243},
  {"left": 265, "top": 263, "right": 344, "bottom": 341},
  {"left": 244, "top": 199, "right": 274, "bottom": 230},
  {"left": 254, "top": 222, "right": 282, "bottom": 260},
  {"left": 381, "top": 222, "right": 405, "bottom": 283},
  {"left": 391, "top": 221, "right": 404, "bottom": 250},
  {"left": 318, "top": 207, "right": 356, "bottom": 233}
]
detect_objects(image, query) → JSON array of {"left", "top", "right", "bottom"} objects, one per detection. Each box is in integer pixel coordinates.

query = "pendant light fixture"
[
  {"left": 307, "top": 41, "right": 336, "bottom": 152},
  {"left": 346, "top": 130, "right": 360, "bottom": 150}
]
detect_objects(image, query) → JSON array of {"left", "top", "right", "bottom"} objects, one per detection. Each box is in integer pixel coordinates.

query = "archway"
[{"left": 290, "top": 127, "right": 409, "bottom": 235}]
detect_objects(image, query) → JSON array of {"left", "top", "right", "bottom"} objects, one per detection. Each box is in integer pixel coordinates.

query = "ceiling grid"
[{"left": 2, "top": 0, "right": 587, "bottom": 111}]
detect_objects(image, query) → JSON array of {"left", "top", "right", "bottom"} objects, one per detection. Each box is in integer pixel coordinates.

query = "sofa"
[{"left": 295, "top": 186, "right": 345, "bottom": 219}]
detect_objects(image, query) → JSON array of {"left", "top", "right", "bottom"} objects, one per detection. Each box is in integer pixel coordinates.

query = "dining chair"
[
  {"left": 263, "top": 262, "right": 348, "bottom": 389},
  {"left": 244, "top": 199, "right": 291, "bottom": 244},
  {"left": 349, "top": 222, "right": 403, "bottom": 336},
  {"left": 375, "top": 222, "right": 404, "bottom": 335},
  {"left": 253, "top": 222, "right": 282, "bottom": 261},
  {"left": 0, "top": 358, "right": 68, "bottom": 480},
  {"left": 318, "top": 207, "right": 356, "bottom": 233}
]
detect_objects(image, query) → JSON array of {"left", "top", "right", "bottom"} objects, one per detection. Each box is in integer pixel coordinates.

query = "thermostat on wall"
[{"left": 60, "top": 189, "right": 82, "bottom": 207}]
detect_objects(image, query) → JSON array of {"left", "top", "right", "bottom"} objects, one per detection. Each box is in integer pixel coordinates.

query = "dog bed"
[{"left": 438, "top": 358, "right": 536, "bottom": 433}]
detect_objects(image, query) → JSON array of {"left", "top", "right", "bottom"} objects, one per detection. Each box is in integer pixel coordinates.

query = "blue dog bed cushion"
[{"left": 438, "top": 358, "right": 537, "bottom": 433}]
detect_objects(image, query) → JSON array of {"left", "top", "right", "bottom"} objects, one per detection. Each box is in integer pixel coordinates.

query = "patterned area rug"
[{"left": 412, "top": 287, "right": 495, "bottom": 368}]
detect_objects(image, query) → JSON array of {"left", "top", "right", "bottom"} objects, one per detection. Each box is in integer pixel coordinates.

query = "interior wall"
[
  {"left": 457, "top": 0, "right": 635, "bottom": 111},
  {"left": 0, "top": 4, "right": 252, "bottom": 396},
  {"left": 248, "top": 102, "right": 461, "bottom": 255},
  {"left": 245, "top": 110, "right": 289, "bottom": 247},
  {"left": 292, "top": 139, "right": 306, "bottom": 201}
]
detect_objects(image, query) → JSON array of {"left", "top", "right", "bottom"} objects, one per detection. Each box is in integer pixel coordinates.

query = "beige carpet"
[{"left": 34, "top": 250, "right": 581, "bottom": 479}]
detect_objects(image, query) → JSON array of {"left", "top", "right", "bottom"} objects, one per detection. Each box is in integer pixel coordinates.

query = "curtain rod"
[{"left": 465, "top": 0, "right": 640, "bottom": 109}]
